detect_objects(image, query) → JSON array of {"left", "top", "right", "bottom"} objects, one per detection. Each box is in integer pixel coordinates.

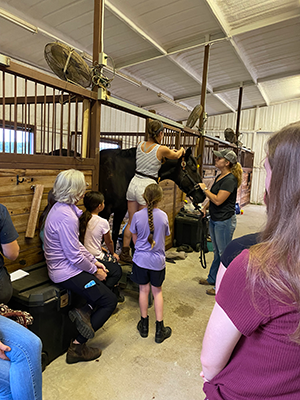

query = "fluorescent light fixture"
[
  {"left": 158, "top": 92, "right": 189, "bottom": 111},
  {"left": 0, "top": 8, "right": 37, "bottom": 34},
  {"left": 0, "top": 54, "right": 10, "bottom": 67}
]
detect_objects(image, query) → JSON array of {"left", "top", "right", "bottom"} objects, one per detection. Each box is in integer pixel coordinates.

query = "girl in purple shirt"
[{"left": 130, "top": 183, "right": 171, "bottom": 343}]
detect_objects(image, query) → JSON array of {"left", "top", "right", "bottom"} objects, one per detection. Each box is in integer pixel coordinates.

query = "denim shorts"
[{"left": 131, "top": 262, "right": 165, "bottom": 287}]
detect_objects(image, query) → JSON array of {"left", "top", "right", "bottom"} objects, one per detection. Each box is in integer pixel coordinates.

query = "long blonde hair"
[
  {"left": 230, "top": 162, "right": 243, "bottom": 188},
  {"left": 248, "top": 121, "right": 300, "bottom": 343},
  {"left": 143, "top": 183, "right": 163, "bottom": 249}
]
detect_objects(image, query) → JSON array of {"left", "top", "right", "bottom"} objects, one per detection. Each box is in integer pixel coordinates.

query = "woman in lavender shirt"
[{"left": 44, "top": 169, "right": 117, "bottom": 364}]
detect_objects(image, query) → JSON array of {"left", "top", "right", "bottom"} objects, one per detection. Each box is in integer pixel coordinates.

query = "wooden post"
[
  {"left": 235, "top": 84, "right": 243, "bottom": 143},
  {"left": 235, "top": 85, "right": 243, "bottom": 162},
  {"left": 235, "top": 85, "right": 243, "bottom": 138},
  {"left": 25, "top": 184, "right": 44, "bottom": 238},
  {"left": 90, "top": 0, "right": 104, "bottom": 189},
  {"left": 82, "top": 99, "right": 90, "bottom": 158},
  {"left": 198, "top": 44, "right": 210, "bottom": 178}
]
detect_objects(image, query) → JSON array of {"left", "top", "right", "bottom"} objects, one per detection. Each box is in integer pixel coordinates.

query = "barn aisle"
[{"left": 42, "top": 204, "right": 266, "bottom": 400}]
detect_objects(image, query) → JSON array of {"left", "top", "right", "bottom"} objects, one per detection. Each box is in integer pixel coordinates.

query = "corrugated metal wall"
[
  {"left": 100, "top": 106, "right": 146, "bottom": 133},
  {"left": 206, "top": 99, "right": 300, "bottom": 203}
]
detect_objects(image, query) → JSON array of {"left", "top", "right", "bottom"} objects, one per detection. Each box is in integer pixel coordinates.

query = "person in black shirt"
[
  {"left": 215, "top": 232, "right": 259, "bottom": 293},
  {"left": 0, "top": 204, "right": 19, "bottom": 303},
  {"left": 199, "top": 149, "right": 243, "bottom": 295}
]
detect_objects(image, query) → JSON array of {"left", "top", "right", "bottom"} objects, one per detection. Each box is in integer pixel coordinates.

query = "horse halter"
[{"left": 178, "top": 159, "right": 203, "bottom": 203}]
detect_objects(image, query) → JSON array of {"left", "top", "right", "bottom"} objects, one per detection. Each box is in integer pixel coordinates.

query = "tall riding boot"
[
  {"left": 155, "top": 320, "right": 172, "bottom": 343},
  {"left": 137, "top": 316, "right": 149, "bottom": 338},
  {"left": 66, "top": 341, "right": 102, "bottom": 364},
  {"left": 120, "top": 246, "right": 132, "bottom": 263}
]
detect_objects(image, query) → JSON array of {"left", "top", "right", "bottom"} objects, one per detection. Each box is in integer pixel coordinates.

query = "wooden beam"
[
  {"left": 199, "top": 44, "right": 210, "bottom": 130},
  {"left": 0, "top": 94, "right": 82, "bottom": 105},
  {"left": 198, "top": 44, "right": 210, "bottom": 178},
  {"left": 235, "top": 85, "right": 243, "bottom": 137},
  {"left": 25, "top": 184, "right": 44, "bottom": 238},
  {"left": 82, "top": 99, "right": 90, "bottom": 158},
  {"left": 1, "top": 62, "right": 97, "bottom": 100},
  {"left": 90, "top": 0, "right": 104, "bottom": 188}
]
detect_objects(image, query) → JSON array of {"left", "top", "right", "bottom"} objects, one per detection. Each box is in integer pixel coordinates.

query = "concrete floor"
[{"left": 42, "top": 204, "right": 267, "bottom": 400}]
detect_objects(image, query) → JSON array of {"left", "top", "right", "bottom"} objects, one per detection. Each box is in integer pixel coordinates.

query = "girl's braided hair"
[
  {"left": 143, "top": 183, "right": 163, "bottom": 249},
  {"left": 79, "top": 191, "right": 104, "bottom": 244}
]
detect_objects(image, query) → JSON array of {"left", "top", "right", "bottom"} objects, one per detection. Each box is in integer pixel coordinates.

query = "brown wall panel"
[{"left": 0, "top": 166, "right": 94, "bottom": 272}]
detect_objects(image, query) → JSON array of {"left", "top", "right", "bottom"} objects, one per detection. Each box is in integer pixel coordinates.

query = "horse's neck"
[{"left": 158, "top": 159, "right": 178, "bottom": 183}]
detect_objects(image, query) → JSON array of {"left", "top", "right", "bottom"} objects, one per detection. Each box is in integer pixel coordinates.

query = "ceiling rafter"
[
  {"left": 257, "top": 69, "right": 300, "bottom": 83},
  {"left": 229, "top": 12, "right": 300, "bottom": 37},
  {"left": 115, "top": 33, "right": 228, "bottom": 70},
  {"left": 204, "top": 0, "right": 270, "bottom": 106},
  {"left": 105, "top": 0, "right": 167, "bottom": 55},
  {"left": 105, "top": 1, "right": 238, "bottom": 114}
]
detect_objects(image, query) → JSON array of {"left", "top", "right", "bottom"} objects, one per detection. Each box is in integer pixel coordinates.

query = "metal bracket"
[{"left": 16, "top": 175, "right": 24, "bottom": 185}]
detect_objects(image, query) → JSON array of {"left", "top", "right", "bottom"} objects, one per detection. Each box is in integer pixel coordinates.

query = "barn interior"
[
  {"left": 0, "top": 0, "right": 299, "bottom": 399},
  {"left": 42, "top": 204, "right": 267, "bottom": 400}
]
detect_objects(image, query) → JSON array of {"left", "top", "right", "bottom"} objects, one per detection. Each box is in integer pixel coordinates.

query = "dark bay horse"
[{"left": 99, "top": 147, "right": 205, "bottom": 246}]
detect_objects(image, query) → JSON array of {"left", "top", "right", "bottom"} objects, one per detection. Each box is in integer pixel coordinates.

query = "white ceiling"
[{"left": 0, "top": 0, "right": 299, "bottom": 123}]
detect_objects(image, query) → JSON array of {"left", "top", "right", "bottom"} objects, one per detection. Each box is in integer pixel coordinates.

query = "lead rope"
[{"left": 181, "top": 163, "right": 208, "bottom": 268}]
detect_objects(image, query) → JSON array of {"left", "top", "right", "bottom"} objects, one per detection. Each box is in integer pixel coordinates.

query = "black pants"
[
  {"left": 99, "top": 260, "right": 122, "bottom": 290},
  {"left": 0, "top": 267, "right": 13, "bottom": 304},
  {"left": 61, "top": 271, "right": 117, "bottom": 343}
]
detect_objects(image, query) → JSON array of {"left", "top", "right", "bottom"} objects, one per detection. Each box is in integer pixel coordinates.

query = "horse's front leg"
[{"left": 112, "top": 209, "right": 127, "bottom": 250}]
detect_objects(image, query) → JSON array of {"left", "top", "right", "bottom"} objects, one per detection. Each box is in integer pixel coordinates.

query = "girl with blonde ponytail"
[{"left": 130, "top": 183, "right": 172, "bottom": 343}]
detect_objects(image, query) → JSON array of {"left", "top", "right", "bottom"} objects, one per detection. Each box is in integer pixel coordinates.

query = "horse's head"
[{"left": 176, "top": 147, "right": 206, "bottom": 205}]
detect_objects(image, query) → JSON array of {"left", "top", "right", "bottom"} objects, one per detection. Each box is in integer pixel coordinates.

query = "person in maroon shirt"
[{"left": 201, "top": 121, "right": 300, "bottom": 399}]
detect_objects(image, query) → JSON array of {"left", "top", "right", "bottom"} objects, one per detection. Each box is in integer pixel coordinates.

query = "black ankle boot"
[
  {"left": 137, "top": 316, "right": 149, "bottom": 338},
  {"left": 155, "top": 320, "right": 172, "bottom": 343}
]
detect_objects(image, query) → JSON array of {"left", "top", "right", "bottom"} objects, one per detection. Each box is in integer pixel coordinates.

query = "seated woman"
[
  {"left": 79, "top": 191, "right": 124, "bottom": 302},
  {"left": 43, "top": 169, "right": 117, "bottom": 364},
  {"left": 0, "top": 204, "right": 41, "bottom": 399},
  {"left": 0, "top": 204, "right": 20, "bottom": 304},
  {"left": 0, "top": 315, "right": 42, "bottom": 400}
]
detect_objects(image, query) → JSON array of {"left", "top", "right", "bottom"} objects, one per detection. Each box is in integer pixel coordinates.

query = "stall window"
[{"left": 0, "top": 127, "right": 34, "bottom": 154}]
